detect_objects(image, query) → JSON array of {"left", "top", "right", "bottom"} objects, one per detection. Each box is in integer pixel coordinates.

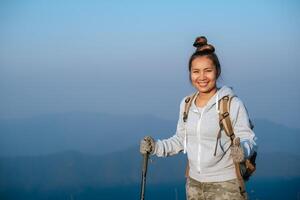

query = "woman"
[{"left": 140, "top": 36, "right": 257, "bottom": 200}]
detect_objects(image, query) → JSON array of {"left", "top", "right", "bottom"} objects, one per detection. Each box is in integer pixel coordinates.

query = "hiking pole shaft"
[{"left": 140, "top": 153, "right": 149, "bottom": 200}]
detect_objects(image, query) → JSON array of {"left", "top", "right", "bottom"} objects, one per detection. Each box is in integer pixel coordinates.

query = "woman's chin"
[{"left": 197, "top": 87, "right": 216, "bottom": 94}]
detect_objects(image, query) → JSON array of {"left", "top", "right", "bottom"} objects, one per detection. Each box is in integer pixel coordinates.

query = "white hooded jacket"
[{"left": 153, "top": 86, "right": 257, "bottom": 182}]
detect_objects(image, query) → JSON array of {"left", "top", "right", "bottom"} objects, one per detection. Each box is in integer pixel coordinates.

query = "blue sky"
[{"left": 1, "top": 0, "right": 300, "bottom": 128}]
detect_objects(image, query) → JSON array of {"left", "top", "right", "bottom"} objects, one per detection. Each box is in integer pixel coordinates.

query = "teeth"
[
  {"left": 198, "top": 82, "right": 208, "bottom": 87},
  {"left": 197, "top": 81, "right": 207, "bottom": 83}
]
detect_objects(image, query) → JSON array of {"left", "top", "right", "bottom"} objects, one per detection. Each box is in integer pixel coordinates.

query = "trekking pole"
[{"left": 140, "top": 152, "right": 149, "bottom": 200}]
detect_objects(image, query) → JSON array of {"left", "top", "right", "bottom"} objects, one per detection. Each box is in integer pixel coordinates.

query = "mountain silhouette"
[
  {"left": 0, "top": 146, "right": 299, "bottom": 190},
  {"left": 0, "top": 112, "right": 299, "bottom": 156},
  {"left": 0, "top": 112, "right": 299, "bottom": 199}
]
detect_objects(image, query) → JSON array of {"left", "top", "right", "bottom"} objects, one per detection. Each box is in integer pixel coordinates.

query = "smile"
[{"left": 197, "top": 82, "right": 208, "bottom": 87}]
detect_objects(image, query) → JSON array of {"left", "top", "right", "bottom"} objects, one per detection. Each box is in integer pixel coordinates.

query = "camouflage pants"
[{"left": 186, "top": 177, "right": 244, "bottom": 200}]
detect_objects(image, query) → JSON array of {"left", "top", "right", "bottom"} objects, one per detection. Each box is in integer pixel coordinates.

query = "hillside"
[{"left": 0, "top": 112, "right": 299, "bottom": 156}]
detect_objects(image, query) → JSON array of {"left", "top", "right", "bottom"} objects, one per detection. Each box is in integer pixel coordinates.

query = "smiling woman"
[
  {"left": 140, "top": 36, "right": 258, "bottom": 200},
  {"left": 189, "top": 37, "right": 220, "bottom": 107}
]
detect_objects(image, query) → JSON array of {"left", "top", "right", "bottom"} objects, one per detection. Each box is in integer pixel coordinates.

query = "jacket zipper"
[{"left": 197, "top": 108, "right": 205, "bottom": 173}]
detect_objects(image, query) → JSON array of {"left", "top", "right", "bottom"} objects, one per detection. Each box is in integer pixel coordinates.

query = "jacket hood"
[{"left": 191, "top": 85, "right": 236, "bottom": 112}]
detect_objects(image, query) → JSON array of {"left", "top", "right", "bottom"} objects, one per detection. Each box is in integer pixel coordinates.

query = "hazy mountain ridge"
[
  {"left": 0, "top": 112, "right": 299, "bottom": 156},
  {"left": 0, "top": 112, "right": 299, "bottom": 192},
  {"left": 0, "top": 112, "right": 175, "bottom": 156},
  {"left": 0, "top": 147, "right": 299, "bottom": 191}
]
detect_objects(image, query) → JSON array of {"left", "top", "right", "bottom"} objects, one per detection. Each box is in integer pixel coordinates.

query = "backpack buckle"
[
  {"left": 222, "top": 112, "right": 229, "bottom": 118},
  {"left": 185, "top": 97, "right": 191, "bottom": 103},
  {"left": 223, "top": 96, "right": 229, "bottom": 101},
  {"left": 183, "top": 112, "right": 188, "bottom": 122},
  {"left": 220, "top": 112, "right": 229, "bottom": 121}
]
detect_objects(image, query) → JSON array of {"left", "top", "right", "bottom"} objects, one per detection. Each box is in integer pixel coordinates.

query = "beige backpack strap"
[
  {"left": 183, "top": 92, "right": 197, "bottom": 122},
  {"left": 218, "top": 95, "right": 235, "bottom": 141},
  {"left": 214, "top": 95, "right": 234, "bottom": 155},
  {"left": 219, "top": 95, "right": 247, "bottom": 199}
]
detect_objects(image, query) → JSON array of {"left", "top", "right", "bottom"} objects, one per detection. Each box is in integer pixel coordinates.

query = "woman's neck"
[{"left": 196, "top": 87, "right": 217, "bottom": 107}]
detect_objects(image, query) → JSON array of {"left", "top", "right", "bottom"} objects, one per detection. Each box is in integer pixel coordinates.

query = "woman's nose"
[{"left": 199, "top": 72, "right": 205, "bottom": 80}]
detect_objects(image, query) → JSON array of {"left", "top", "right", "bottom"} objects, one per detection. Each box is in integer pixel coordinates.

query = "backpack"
[{"left": 183, "top": 93, "right": 257, "bottom": 199}]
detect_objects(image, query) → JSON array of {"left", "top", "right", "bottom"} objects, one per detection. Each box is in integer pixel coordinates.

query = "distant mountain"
[
  {"left": 253, "top": 119, "right": 300, "bottom": 155},
  {"left": 0, "top": 112, "right": 175, "bottom": 156},
  {"left": 0, "top": 112, "right": 299, "bottom": 156},
  {"left": 0, "top": 146, "right": 299, "bottom": 200},
  {"left": 0, "top": 147, "right": 299, "bottom": 191}
]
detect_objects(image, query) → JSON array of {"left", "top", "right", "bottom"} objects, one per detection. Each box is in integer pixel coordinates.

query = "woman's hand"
[
  {"left": 230, "top": 137, "right": 245, "bottom": 163},
  {"left": 140, "top": 136, "right": 155, "bottom": 154}
]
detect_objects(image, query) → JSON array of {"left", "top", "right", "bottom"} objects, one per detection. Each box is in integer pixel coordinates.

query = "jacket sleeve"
[
  {"left": 230, "top": 97, "right": 258, "bottom": 158},
  {"left": 153, "top": 98, "right": 186, "bottom": 157}
]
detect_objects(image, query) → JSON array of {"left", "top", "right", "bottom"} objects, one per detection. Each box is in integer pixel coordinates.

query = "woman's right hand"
[{"left": 140, "top": 136, "right": 155, "bottom": 155}]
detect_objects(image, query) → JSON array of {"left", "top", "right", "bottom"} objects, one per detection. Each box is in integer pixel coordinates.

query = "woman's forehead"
[{"left": 191, "top": 57, "right": 215, "bottom": 69}]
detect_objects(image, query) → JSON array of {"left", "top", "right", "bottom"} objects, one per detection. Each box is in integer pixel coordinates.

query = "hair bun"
[
  {"left": 193, "top": 36, "right": 215, "bottom": 53},
  {"left": 193, "top": 36, "right": 207, "bottom": 47}
]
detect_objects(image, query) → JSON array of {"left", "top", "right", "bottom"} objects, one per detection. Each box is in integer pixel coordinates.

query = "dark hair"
[{"left": 188, "top": 36, "right": 221, "bottom": 78}]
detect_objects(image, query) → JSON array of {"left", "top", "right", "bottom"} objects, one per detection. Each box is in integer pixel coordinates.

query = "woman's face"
[{"left": 190, "top": 56, "right": 218, "bottom": 94}]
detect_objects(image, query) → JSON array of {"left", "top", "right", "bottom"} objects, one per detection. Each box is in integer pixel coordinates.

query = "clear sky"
[{"left": 1, "top": 0, "right": 300, "bottom": 128}]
